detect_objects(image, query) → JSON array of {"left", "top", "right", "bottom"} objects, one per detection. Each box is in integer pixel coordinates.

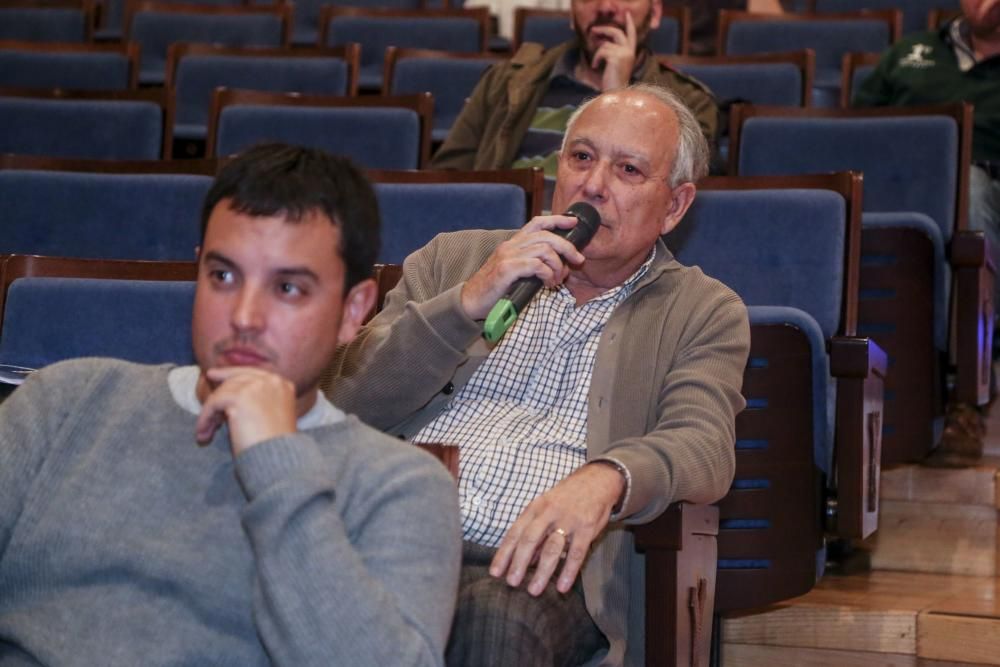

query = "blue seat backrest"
[
  {"left": 674, "top": 62, "right": 804, "bottom": 106},
  {"left": 0, "top": 171, "right": 210, "bottom": 260},
  {"left": 725, "top": 18, "right": 891, "bottom": 71},
  {"left": 848, "top": 62, "right": 877, "bottom": 103},
  {"left": 814, "top": 0, "right": 959, "bottom": 34},
  {"left": 325, "top": 15, "right": 481, "bottom": 87},
  {"left": 174, "top": 54, "right": 351, "bottom": 138},
  {"left": 521, "top": 14, "right": 681, "bottom": 53},
  {"left": 669, "top": 189, "right": 846, "bottom": 340},
  {"left": 290, "top": 0, "right": 421, "bottom": 45},
  {"left": 216, "top": 105, "right": 421, "bottom": 169},
  {"left": 375, "top": 182, "right": 526, "bottom": 263},
  {"left": 389, "top": 57, "right": 495, "bottom": 141},
  {"left": 666, "top": 187, "right": 847, "bottom": 473},
  {"left": 0, "top": 98, "right": 163, "bottom": 160},
  {"left": 737, "top": 115, "right": 959, "bottom": 241},
  {"left": 131, "top": 11, "right": 286, "bottom": 85},
  {"left": 0, "top": 278, "right": 196, "bottom": 369},
  {"left": 0, "top": 7, "right": 88, "bottom": 42},
  {"left": 0, "top": 50, "right": 131, "bottom": 90}
]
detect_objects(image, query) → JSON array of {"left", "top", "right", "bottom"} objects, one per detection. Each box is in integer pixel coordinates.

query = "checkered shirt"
[{"left": 413, "top": 250, "right": 655, "bottom": 547}]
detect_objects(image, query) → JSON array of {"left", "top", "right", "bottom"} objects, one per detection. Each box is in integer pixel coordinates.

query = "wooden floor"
[{"left": 719, "top": 386, "right": 1000, "bottom": 666}]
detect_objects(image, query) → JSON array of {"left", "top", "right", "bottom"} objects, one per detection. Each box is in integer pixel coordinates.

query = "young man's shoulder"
[
  {"left": 314, "top": 414, "right": 457, "bottom": 491},
  {"left": 20, "top": 357, "right": 171, "bottom": 402}
]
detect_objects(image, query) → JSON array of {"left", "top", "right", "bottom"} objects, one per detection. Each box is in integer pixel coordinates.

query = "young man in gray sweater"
[{"left": 0, "top": 144, "right": 462, "bottom": 666}]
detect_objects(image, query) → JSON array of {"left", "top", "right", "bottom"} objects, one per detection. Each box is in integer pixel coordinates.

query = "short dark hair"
[{"left": 201, "top": 143, "right": 381, "bottom": 291}]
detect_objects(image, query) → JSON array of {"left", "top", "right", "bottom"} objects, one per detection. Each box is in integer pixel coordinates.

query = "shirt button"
[
  {"left": 472, "top": 496, "right": 482, "bottom": 507},
  {"left": 442, "top": 382, "right": 454, "bottom": 395}
]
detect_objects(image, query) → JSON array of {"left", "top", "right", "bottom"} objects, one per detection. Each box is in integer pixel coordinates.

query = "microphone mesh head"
[{"left": 564, "top": 202, "right": 601, "bottom": 249}]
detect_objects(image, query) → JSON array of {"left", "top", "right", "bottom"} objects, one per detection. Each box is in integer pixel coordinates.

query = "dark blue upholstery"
[
  {"left": 815, "top": 0, "right": 959, "bottom": 34},
  {"left": 674, "top": 62, "right": 804, "bottom": 106},
  {"left": 291, "top": 0, "right": 421, "bottom": 45},
  {"left": 389, "top": 56, "right": 495, "bottom": 141},
  {"left": 0, "top": 8, "right": 88, "bottom": 42},
  {"left": 0, "top": 278, "right": 196, "bottom": 369},
  {"left": 101, "top": 0, "right": 243, "bottom": 40},
  {"left": 0, "top": 98, "right": 163, "bottom": 159},
  {"left": 0, "top": 171, "right": 209, "bottom": 260},
  {"left": 667, "top": 188, "right": 846, "bottom": 471},
  {"left": 324, "top": 16, "right": 482, "bottom": 89},
  {"left": 724, "top": 18, "right": 891, "bottom": 107},
  {"left": 848, "top": 62, "right": 876, "bottom": 104},
  {"left": 737, "top": 115, "right": 959, "bottom": 242},
  {"left": 862, "top": 211, "right": 947, "bottom": 349},
  {"left": 520, "top": 14, "right": 681, "bottom": 54},
  {"left": 0, "top": 50, "right": 132, "bottom": 90},
  {"left": 174, "top": 54, "right": 352, "bottom": 140},
  {"left": 131, "top": 11, "right": 286, "bottom": 85},
  {"left": 216, "top": 105, "right": 421, "bottom": 169},
  {"left": 375, "top": 182, "right": 526, "bottom": 263}
]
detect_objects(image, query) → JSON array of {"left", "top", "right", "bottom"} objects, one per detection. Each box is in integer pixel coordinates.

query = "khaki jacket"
[
  {"left": 323, "top": 231, "right": 748, "bottom": 666},
  {"left": 430, "top": 41, "right": 719, "bottom": 170}
]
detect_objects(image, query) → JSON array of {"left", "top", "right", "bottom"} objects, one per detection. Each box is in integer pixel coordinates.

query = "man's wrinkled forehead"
[{"left": 565, "top": 93, "right": 678, "bottom": 159}]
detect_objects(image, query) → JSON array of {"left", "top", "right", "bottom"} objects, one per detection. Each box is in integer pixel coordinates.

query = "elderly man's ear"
[{"left": 660, "top": 182, "right": 697, "bottom": 236}]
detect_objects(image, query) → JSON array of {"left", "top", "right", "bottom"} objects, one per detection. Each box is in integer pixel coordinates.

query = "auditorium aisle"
[{"left": 721, "top": 367, "right": 1000, "bottom": 666}]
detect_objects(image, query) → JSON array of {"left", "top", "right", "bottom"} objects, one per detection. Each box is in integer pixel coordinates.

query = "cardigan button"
[{"left": 442, "top": 382, "right": 455, "bottom": 395}]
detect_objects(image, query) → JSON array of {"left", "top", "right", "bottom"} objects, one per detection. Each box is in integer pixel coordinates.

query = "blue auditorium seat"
[
  {"left": 0, "top": 40, "right": 137, "bottom": 90},
  {"left": 382, "top": 48, "right": 500, "bottom": 142},
  {"left": 126, "top": 2, "right": 291, "bottom": 85},
  {"left": 731, "top": 103, "right": 988, "bottom": 464},
  {"left": 666, "top": 173, "right": 886, "bottom": 612},
  {"left": 208, "top": 89, "right": 433, "bottom": 169},
  {"left": 718, "top": 9, "right": 899, "bottom": 107},
  {"left": 0, "top": 3, "right": 92, "bottom": 42},
  {"left": 374, "top": 182, "right": 527, "bottom": 264},
  {"left": 0, "top": 256, "right": 199, "bottom": 372},
  {"left": 0, "top": 170, "right": 210, "bottom": 260},
  {"left": 0, "top": 91, "right": 167, "bottom": 159},
  {"left": 167, "top": 43, "right": 359, "bottom": 146},
  {"left": 814, "top": 0, "right": 960, "bottom": 34},
  {"left": 320, "top": 7, "right": 488, "bottom": 90}
]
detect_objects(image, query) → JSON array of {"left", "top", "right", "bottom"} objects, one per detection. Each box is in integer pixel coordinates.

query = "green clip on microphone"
[{"left": 482, "top": 201, "right": 601, "bottom": 343}]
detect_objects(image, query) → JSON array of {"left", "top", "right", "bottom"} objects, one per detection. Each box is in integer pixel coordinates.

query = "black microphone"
[{"left": 482, "top": 202, "right": 601, "bottom": 343}]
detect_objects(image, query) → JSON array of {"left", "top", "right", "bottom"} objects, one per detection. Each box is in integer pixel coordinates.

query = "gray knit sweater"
[{"left": 0, "top": 358, "right": 461, "bottom": 666}]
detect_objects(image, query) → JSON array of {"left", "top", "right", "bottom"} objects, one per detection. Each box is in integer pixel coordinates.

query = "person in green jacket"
[{"left": 854, "top": 0, "right": 1000, "bottom": 467}]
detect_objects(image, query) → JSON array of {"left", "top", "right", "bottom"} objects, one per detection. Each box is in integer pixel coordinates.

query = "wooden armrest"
[
  {"left": 830, "top": 336, "right": 888, "bottom": 540},
  {"left": 632, "top": 502, "right": 718, "bottom": 667},
  {"left": 950, "top": 230, "right": 995, "bottom": 406},
  {"left": 412, "top": 442, "right": 459, "bottom": 480}
]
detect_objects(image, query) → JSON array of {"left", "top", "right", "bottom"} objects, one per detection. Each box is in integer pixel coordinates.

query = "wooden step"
[
  {"left": 863, "top": 459, "right": 1000, "bottom": 577},
  {"left": 722, "top": 570, "right": 1000, "bottom": 665}
]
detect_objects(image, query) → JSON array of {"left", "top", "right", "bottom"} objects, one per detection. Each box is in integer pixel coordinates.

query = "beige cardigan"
[{"left": 323, "top": 230, "right": 749, "bottom": 666}]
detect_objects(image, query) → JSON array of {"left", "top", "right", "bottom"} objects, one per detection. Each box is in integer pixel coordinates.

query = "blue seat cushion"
[{"left": 0, "top": 278, "right": 196, "bottom": 369}]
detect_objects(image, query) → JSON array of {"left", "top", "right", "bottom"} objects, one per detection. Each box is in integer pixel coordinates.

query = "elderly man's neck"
[{"left": 565, "top": 252, "right": 650, "bottom": 305}]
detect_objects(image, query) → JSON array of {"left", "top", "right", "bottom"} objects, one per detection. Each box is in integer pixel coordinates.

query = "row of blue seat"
[{"left": 2, "top": 2, "right": 955, "bottom": 100}]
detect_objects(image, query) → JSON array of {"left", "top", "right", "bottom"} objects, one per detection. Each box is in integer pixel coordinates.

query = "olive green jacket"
[{"left": 430, "top": 40, "right": 719, "bottom": 170}]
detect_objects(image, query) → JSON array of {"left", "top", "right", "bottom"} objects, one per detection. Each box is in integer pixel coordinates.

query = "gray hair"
[{"left": 560, "top": 83, "right": 710, "bottom": 187}]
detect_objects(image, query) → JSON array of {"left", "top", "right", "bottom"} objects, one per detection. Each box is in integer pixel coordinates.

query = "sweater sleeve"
[
  {"left": 234, "top": 431, "right": 461, "bottom": 667},
  {"left": 608, "top": 289, "right": 749, "bottom": 523},
  {"left": 323, "top": 237, "right": 483, "bottom": 430},
  {"left": 0, "top": 363, "right": 88, "bottom": 558}
]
